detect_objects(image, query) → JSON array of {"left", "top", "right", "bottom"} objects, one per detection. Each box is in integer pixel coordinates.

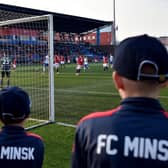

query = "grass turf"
[
  {"left": 31, "top": 124, "right": 75, "bottom": 168},
  {"left": 2, "top": 63, "right": 168, "bottom": 168}
]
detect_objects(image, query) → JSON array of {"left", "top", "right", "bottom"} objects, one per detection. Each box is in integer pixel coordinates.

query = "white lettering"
[
  {"left": 0, "top": 146, "right": 35, "bottom": 160},
  {"left": 144, "top": 138, "right": 157, "bottom": 159},
  {"left": 1, "top": 146, "right": 10, "bottom": 159},
  {"left": 97, "top": 134, "right": 107, "bottom": 154},
  {"left": 139, "top": 137, "right": 144, "bottom": 158},
  {"left": 9, "top": 147, "right": 13, "bottom": 160},
  {"left": 96, "top": 134, "right": 118, "bottom": 155},
  {"left": 158, "top": 140, "right": 168, "bottom": 161},
  {"left": 106, "top": 135, "right": 118, "bottom": 155},
  {"left": 124, "top": 136, "right": 139, "bottom": 157},
  {"left": 124, "top": 137, "right": 168, "bottom": 161},
  {"left": 13, "top": 147, "right": 21, "bottom": 160},
  {"left": 22, "top": 147, "right": 28, "bottom": 160},
  {"left": 28, "top": 148, "right": 35, "bottom": 160},
  {"left": 96, "top": 134, "right": 168, "bottom": 161}
]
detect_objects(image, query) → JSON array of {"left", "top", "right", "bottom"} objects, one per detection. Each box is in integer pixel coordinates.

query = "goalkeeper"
[{"left": 0, "top": 53, "right": 12, "bottom": 88}]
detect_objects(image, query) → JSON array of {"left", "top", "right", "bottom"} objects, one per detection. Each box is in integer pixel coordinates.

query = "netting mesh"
[
  {"left": 0, "top": 9, "right": 114, "bottom": 128},
  {"left": 0, "top": 15, "right": 52, "bottom": 129}
]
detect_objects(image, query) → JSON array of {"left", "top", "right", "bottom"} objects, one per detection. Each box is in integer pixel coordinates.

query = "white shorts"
[
  {"left": 103, "top": 63, "right": 108, "bottom": 67},
  {"left": 61, "top": 61, "right": 65, "bottom": 65},
  {"left": 13, "top": 64, "right": 16, "bottom": 68},
  {"left": 76, "top": 65, "right": 81, "bottom": 70},
  {"left": 54, "top": 63, "right": 60, "bottom": 69}
]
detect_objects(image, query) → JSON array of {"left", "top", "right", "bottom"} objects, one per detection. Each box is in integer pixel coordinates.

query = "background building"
[
  {"left": 82, "top": 25, "right": 112, "bottom": 46},
  {"left": 159, "top": 36, "right": 168, "bottom": 50}
]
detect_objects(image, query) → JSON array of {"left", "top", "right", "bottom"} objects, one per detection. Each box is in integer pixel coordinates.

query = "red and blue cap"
[{"left": 113, "top": 34, "right": 168, "bottom": 82}]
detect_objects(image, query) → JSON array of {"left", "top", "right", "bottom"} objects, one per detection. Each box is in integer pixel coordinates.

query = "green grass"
[
  {"left": 31, "top": 124, "right": 75, "bottom": 168},
  {"left": 36, "top": 63, "right": 120, "bottom": 168},
  {"left": 54, "top": 64, "right": 120, "bottom": 124},
  {"left": 54, "top": 64, "right": 168, "bottom": 125},
  {"left": 3, "top": 63, "right": 168, "bottom": 168}
]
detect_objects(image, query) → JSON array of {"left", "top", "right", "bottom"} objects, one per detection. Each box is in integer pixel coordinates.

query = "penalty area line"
[{"left": 56, "top": 122, "right": 76, "bottom": 128}]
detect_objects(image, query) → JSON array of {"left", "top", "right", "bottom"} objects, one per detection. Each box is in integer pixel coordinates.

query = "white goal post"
[{"left": 0, "top": 14, "right": 55, "bottom": 129}]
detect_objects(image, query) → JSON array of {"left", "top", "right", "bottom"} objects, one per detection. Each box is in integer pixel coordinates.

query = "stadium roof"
[{"left": 0, "top": 3, "right": 112, "bottom": 33}]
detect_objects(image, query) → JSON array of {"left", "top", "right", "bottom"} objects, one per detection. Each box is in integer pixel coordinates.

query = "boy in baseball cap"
[
  {"left": 0, "top": 86, "right": 31, "bottom": 124},
  {"left": 72, "top": 35, "right": 168, "bottom": 168},
  {"left": 113, "top": 34, "right": 168, "bottom": 82},
  {"left": 0, "top": 86, "right": 44, "bottom": 168}
]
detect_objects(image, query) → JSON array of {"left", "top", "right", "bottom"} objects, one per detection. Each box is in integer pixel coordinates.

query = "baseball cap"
[
  {"left": 0, "top": 86, "right": 31, "bottom": 123},
  {"left": 113, "top": 34, "right": 168, "bottom": 82}
]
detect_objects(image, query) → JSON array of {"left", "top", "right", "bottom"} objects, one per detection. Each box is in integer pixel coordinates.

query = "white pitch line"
[
  {"left": 56, "top": 89, "right": 168, "bottom": 99},
  {"left": 28, "top": 118, "right": 48, "bottom": 122},
  {"left": 21, "top": 86, "right": 168, "bottom": 99},
  {"left": 56, "top": 122, "right": 76, "bottom": 128},
  {"left": 56, "top": 89, "right": 118, "bottom": 96}
]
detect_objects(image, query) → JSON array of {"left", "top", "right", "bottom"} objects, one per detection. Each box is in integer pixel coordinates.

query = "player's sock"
[
  {"left": 76, "top": 69, "right": 79, "bottom": 75},
  {"left": 0, "top": 79, "right": 3, "bottom": 88},
  {"left": 43, "top": 66, "right": 45, "bottom": 72},
  {"left": 7, "top": 79, "right": 10, "bottom": 87}
]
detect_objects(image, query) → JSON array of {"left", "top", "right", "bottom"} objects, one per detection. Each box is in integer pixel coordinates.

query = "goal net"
[{"left": 0, "top": 15, "right": 54, "bottom": 129}]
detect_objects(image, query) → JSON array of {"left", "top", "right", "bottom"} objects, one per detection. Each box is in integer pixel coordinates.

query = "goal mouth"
[{"left": 0, "top": 15, "right": 55, "bottom": 129}]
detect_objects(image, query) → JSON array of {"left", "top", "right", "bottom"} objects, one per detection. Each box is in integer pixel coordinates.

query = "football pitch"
[{"left": 4, "top": 63, "right": 168, "bottom": 168}]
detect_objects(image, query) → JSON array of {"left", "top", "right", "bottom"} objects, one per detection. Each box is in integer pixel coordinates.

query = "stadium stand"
[{"left": 0, "top": 3, "right": 113, "bottom": 62}]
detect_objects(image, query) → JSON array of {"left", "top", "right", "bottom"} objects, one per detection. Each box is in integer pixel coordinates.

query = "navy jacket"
[
  {"left": 72, "top": 97, "right": 168, "bottom": 168},
  {"left": 0, "top": 125, "right": 44, "bottom": 168}
]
